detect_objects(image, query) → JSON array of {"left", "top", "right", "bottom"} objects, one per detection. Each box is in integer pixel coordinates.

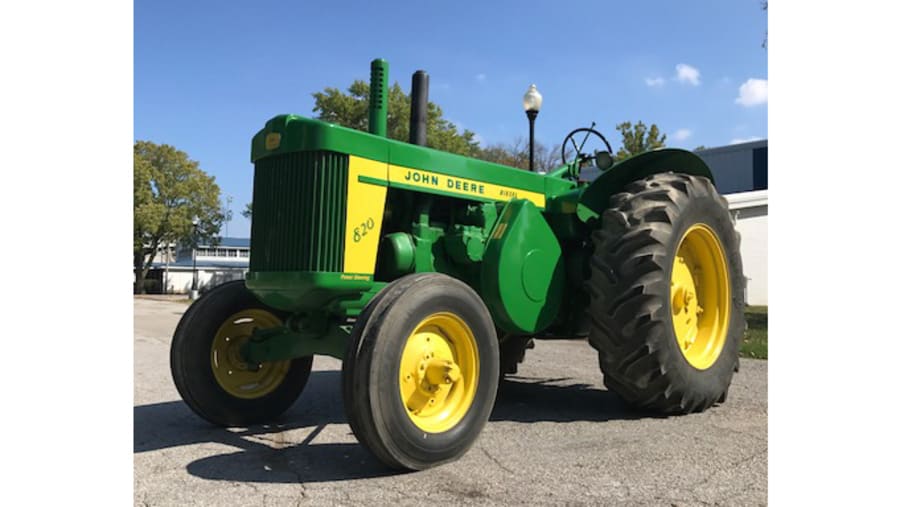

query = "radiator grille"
[{"left": 249, "top": 151, "right": 348, "bottom": 272}]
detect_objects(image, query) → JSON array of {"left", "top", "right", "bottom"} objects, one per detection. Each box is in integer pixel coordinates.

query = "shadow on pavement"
[
  {"left": 493, "top": 376, "right": 650, "bottom": 423},
  {"left": 135, "top": 369, "right": 652, "bottom": 483},
  {"left": 134, "top": 371, "right": 346, "bottom": 454}
]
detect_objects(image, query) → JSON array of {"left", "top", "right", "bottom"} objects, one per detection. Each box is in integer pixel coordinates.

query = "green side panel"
[
  {"left": 251, "top": 115, "right": 574, "bottom": 199},
  {"left": 481, "top": 199, "right": 565, "bottom": 334},
  {"left": 246, "top": 271, "right": 376, "bottom": 313},
  {"left": 578, "top": 148, "right": 714, "bottom": 220},
  {"left": 250, "top": 151, "right": 348, "bottom": 272},
  {"left": 545, "top": 187, "right": 586, "bottom": 241}
]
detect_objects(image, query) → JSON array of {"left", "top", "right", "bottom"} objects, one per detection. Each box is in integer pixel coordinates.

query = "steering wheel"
[{"left": 561, "top": 126, "right": 613, "bottom": 165}]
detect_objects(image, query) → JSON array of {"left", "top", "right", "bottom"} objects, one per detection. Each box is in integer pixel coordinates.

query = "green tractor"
[{"left": 170, "top": 59, "right": 744, "bottom": 470}]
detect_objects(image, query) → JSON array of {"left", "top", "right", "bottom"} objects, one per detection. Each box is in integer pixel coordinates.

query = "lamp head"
[{"left": 522, "top": 84, "right": 543, "bottom": 112}]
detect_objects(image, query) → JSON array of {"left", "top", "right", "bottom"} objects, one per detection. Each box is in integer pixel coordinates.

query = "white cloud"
[
  {"left": 475, "top": 73, "right": 487, "bottom": 82},
  {"left": 673, "top": 128, "right": 692, "bottom": 141},
  {"left": 735, "top": 78, "right": 768, "bottom": 107},
  {"left": 730, "top": 136, "right": 763, "bottom": 145},
  {"left": 645, "top": 76, "right": 665, "bottom": 87},
  {"left": 675, "top": 64, "right": 701, "bottom": 85}
]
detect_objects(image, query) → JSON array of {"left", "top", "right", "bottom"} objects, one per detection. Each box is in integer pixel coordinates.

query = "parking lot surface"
[{"left": 135, "top": 297, "right": 767, "bottom": 506}]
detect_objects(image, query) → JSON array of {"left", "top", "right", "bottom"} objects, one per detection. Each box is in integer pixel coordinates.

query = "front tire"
[
  {"left": 170, "top": 281, "right": 313, "bottom": 426},
  {"left": 587, "top": 172, "right": 745, "bottom": 414},
  {"left": 342, "top": 273, "right": 500, "bottom": 470}
]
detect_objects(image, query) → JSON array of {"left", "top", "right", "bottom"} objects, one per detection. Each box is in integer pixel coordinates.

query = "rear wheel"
[
  {"left": 342, "top": 273, "right": 500, "bottom": 470},
  {"left": 587, "top": 172, "right": 744, "bottom": 414},
  {"left": 170, "top": 281, "right": 313, "bottom": 426}
]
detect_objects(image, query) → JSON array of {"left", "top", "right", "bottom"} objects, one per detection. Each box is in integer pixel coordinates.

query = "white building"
[
  {"left": 698, "top": 141, "right": 768, "bottom": 306},
  {"left": 146, "top": 237, "right": 250, "bottom": 294},
  {"left": 724, "top": 190, "right": 768, "bottom": 305}
]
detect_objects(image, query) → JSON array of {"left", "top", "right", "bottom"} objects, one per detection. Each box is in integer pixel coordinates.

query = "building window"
[
  {"left": 227, "top": 249, "right": 237, "bottom": 258},
  {"left": 239, "top": 250, "right": 249, "bottom": 258}
]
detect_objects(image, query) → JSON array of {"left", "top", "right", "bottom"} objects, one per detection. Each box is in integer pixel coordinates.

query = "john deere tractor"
[{"left": 170, "top": 59, "right": 744, "bottom": 470}]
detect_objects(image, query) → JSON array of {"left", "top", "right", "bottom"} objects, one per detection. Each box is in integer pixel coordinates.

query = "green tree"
[
  {"left": 133, "top": 141, "right": 225, "bottom": 294},
  {"left": 241, "top": 202, "right": 252, "bottom": 220},
  {"left": 615, "top": 121, "right": 667, "bottom": 161},
  {"left": 312, "top": 80, "right": 481, "bottom": 157}
]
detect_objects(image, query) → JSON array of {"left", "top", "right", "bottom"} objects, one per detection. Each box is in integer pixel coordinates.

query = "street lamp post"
[
  {"left": 191, "top": 217, "right": 199, "bottom": 299},
  {"left": 522, "top": 84, "right": 543, "bottom": 172}
]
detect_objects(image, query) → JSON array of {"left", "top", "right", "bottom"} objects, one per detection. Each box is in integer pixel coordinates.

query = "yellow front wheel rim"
[
  {"left": 398, "top": 312, "right": 479, "bottom": 433},
  {"left": 210, "top": 309, "right": 292, "bottom": 399},
  {"left": 671, "top": 224, "right": 731, "bottom": 370}
]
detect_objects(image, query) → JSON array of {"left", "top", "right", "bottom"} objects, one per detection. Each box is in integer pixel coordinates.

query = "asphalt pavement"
[{"left": 134, "top": 297, "right": 767, "bottom": 506}]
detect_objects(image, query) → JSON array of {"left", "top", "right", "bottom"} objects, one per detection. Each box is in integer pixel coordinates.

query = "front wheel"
[
  {"left": 587, "top": 172, "right": 745, "bottom": 414},
  {"left": 170, "top": 281, "right": 313, "bottom": 426},
  {"left": 342, "top": 273, "right": 500, "bottom": 470}
]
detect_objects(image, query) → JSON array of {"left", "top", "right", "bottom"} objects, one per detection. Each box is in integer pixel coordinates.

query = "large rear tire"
[
  {"left": 342, "top": 273, "right": 500, "bottom": 470},
  {"left": 587, "top": 172, "right": 745, "bottom": 414},
  {"left": 170, "top": 281, "right": 313, "bottom": 426}
]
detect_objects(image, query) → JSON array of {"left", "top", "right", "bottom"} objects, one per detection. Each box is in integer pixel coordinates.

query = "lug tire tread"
[{"left": 587, "top": 172, "right": 745, "bottom": 415}]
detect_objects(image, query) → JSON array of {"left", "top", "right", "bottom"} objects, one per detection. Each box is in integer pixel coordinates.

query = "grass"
[{"left": 741, "top": 305, "right": 768, "bottom": 359}]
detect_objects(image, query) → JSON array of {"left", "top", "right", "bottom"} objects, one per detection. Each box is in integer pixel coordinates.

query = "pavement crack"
[{"left": 480, "top": 446, "right": 515, "bottom": 475}]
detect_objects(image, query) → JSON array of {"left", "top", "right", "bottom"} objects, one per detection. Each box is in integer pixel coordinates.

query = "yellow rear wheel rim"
[
  {"left": 210, "top": 309, "right": 291, "bottom": 399},
  {"left": 398, "top": 312, "right": 479, "bottom": 433},
  {"left": 671, "top": 224, "right": 731, "bottom": 370}
]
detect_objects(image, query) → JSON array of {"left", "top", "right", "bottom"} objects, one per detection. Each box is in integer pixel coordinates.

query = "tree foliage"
[
  {"left": 476, "top": 137, "right": 562, "bottom": 173},
  {"left": 133, "top": 141, "right": 225, "bottom": 293},
  {"left": 614, "top": 121, "right": 667, "bottom": 161},
  {"left": 312, "top": 81, "right": 481, "bottom": 157}
]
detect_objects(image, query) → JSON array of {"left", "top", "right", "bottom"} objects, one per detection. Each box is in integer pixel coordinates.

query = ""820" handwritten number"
[{"left": 353, "top": 217, "right": 375, "bottom": 242}]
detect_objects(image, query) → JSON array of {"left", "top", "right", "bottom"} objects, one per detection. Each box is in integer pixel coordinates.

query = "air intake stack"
[
  {"left": 409, "top": 70, "right": 429, "bottom": 146},
  {"left": 368, "top": 58, "right": 389, "bottom": 137}
]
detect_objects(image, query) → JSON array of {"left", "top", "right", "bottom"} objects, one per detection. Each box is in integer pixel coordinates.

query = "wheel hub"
[
  {"left": 670, "top": 225, "right": 731, "bottom": 370},
  {"left": 399, "top": 313, "right": 478, "bottom": 433},
  {"left": 210, "top": 309, "right": 291, "bottom": 399}
]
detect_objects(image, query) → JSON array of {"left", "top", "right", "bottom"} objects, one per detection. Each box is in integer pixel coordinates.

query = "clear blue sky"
[{"left": 135, "top": 0, "right": 768, "bottom": 238}]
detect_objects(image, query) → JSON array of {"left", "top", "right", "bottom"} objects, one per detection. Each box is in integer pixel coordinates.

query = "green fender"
[{"left": 577, "top": 148, "right": 714, "bottom": 221}]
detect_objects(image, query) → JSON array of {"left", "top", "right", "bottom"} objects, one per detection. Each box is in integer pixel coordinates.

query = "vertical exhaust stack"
[
  {"left": 409, "top": 70, "right": 429, "bottom": 146},
  {"left": 368, "top": 58, "right": 389, "bottom": 137}
]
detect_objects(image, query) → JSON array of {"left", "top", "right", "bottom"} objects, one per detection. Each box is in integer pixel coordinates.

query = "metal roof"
[
  {"left": 150, "top": 259, "right": 249, "bottom": 269},
  {"left": 206, "top": 237, "right": 250, "bottom": 248},
  {"left": 695, "top": 139, "right": 767, "bottom": 155}
]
